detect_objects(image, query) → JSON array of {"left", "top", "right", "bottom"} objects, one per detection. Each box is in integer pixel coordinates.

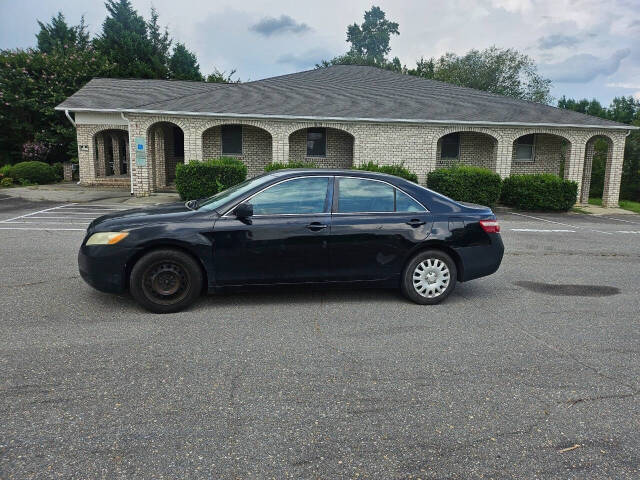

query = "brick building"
[{"left": 56, "top": 65, "right": 636, "bottom": 207}]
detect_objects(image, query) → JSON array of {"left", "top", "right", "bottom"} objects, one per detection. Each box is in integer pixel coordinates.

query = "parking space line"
[
  {"left": 0, "top": 227, "right": 85, "bottom": 231},
  {"left": 21, "top": 216, "right": 96, "bottom": 220},
  {"left": 510, "top": 228, "right": 576, "bottom": 233},
  {"left": 0, "top": 204, "right": 73, "bottom": 223},
  {"left": 509, "top": 212, "right": 614, "bottom": 235},
  {"left": 600, "top": 216, "right": 640, "bottom": 225},
  {"left": 3, "top": 221, "right": 90, "bottom": 225}
]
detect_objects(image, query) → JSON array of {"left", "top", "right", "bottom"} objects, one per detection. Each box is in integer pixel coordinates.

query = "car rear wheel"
[
  {"left": 130, "top": 249, "right": 203, "bottom": 313},
  {"left": 402, "top": 250, "right": 457, "bottom": 305}
]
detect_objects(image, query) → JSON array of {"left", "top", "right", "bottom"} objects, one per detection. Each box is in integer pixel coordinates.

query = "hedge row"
[
  {"left": 427, "top": 166, "right": 502, "bottom": 206},
  {"left": 501, "top": 174, "right": 578, "bottom": 211},
  {"left": 0, "top": 161, "right": 59, "bottom": 185},
  {"left": 354, "top": 162, "right": 418, "bottom": 182},
  {"left": 175, "top": 157, "right": 247, "bottom": 200},
  {"left": 426, "top": 166, "right": 578, "bottom": 211},
  {"left": 265, "top": 161, "right": 317, "bottom": 171}
]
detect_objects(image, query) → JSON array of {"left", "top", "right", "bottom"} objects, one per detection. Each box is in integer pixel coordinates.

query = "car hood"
[{"left": 89, "top": 202, "right": 196, "bottom": 231}]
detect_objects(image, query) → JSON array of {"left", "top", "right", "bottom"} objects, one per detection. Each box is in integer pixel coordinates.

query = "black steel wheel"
[{"left": 130, "top": 249, "right": 203, "bottom": 313}]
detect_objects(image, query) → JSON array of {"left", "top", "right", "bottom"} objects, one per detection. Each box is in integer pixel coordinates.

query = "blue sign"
[{"left": 134, "top": 136, "right": 146, "bottom": 167}]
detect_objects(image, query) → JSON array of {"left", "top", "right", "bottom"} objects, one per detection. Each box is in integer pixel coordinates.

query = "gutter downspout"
[
  {"left": 63, "top": 110, "right": 80, "bottom": 184},
  {"left": 64, "top": 109, "right": 76, "bottom": 128},
  {"left": 121, "top": 112, "right": 134, "bottom": 195}
]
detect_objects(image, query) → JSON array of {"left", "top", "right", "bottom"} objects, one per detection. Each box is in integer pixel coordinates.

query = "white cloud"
[{"left": 541, "top": 49, "right": 631, "bottom": 83}]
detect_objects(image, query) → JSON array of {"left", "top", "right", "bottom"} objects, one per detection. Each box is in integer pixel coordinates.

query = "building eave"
[{"left": 55, "top": 106, "right": 638, "bottom": 131}]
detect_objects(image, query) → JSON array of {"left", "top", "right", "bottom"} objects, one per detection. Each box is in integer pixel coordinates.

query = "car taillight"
[{"left": 479, "top": 220, "right": 500, "bottom": 233}]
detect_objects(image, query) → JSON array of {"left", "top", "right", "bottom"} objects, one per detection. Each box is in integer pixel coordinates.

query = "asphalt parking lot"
[{"left": 1, "top": 193, "right": 639, "bottom": 479}]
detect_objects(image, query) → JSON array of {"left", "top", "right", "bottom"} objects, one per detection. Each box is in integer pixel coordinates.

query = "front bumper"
[{"left": 78, "top": 244, "right": 138, "bottom": 294}]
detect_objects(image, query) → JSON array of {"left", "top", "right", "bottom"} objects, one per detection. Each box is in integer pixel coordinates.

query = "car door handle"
[
  {"left": 406, "top": 219, "right": 426, "bottom": 228},
  {"left": 306, "top": 222, "right": 328, "bottom": 231}
]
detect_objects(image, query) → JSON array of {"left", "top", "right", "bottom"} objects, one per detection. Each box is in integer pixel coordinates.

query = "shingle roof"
[{"left": 56, "top": 65, "right": 631, "bottom": 129}]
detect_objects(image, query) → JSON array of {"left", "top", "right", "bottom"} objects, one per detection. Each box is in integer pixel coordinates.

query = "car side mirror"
[{"left": 234, "top": 202, "right": 253, "bottom": 219}]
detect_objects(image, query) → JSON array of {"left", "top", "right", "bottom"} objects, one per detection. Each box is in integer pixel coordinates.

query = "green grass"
[
  {"left": 571, "top": 206, "right": 592, "bottom": 214},
  {"left": 589, "top": 197, "right": 640, "bottom": 214}
]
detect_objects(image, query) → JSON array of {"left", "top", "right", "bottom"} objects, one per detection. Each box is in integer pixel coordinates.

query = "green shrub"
[
  {"left": 52, "top": 162, "right": 64, "bottom": 179},
  {"left": 8, "top": 161, "right": 57, "bottom": 185},
  {"left": 501, "top": 174, "right": 578, "bottom": 211},
  {"left": 1, "top": 177, "right": 13, "bottom": 187},
  {"left": 427, "top": 166, "right": 502, "bottom": 206},
  {"left": 175, "top": 157, "right": 247, "bottom": 200},
  {"left": 264, "top": 161, "right": 318, "bottom": 172},
  {"left": 0, "top": 165, "right": 12, "bottom": 177},
  {"left": 354, "top": 162, "right": 418, "bottom": 182}
]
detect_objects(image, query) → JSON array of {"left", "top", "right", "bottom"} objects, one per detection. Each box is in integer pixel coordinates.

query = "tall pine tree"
[
  {"left": 169, "top": 43, "right": 203, "bottom": 81},
  {"left": 93, "top": 0, "right": 159, "bottom": 78}
]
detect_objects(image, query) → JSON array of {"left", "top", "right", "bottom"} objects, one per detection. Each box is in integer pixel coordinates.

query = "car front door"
[
  {"left": 329, "top": 176, "right": 432, "bottom": 282},
  {"left": 212, "top": 176, "right": 332, "bottom": 285}
]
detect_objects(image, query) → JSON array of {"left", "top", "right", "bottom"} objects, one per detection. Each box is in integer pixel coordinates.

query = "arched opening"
[
  {"left": 288, "top": 127, "right": 354, "bottom": 168},
  {"left": 147, "top": 122, "right": 185, "bottom": 191},
  {"left": 436, "top": 131, "right": 498, "bottom": 169},
  {"left": 93, "top": 129, "right": 129, "bottom": 178},
  {"left": 201, "top": 124, "right": 272, "bottom": 177},
  {"left": 580, "top": 135, "right": 613, "bottom": 205},
  {"left": 511, "top": 133, "right": 571, "bottom": 177}
]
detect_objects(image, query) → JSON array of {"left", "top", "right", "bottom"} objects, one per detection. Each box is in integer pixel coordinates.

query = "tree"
[
  {"left": 319, "top": 6, "right": 401, "bottom": 70},
  {"left": 557, "top": 96, "right": 608, "bottom": 118},
  {"left": 147, "top": 6, "right": 171, "bottom": 78},
  {"left": 169, "top": 43, "right": 203, "bottom": 81},
  {"left": 0, "top": 47, "right": 112, "bottom": 163},
  {"left": 93, "top": 0, "right": 159, "bottom": 78},
  {"left": 206, "top": 68, "right": 239, "bottom": 83},
  {"left": 36, "top": 12, "right": 89, "bottom": 53},
  {"left": 409, "top": 47, "right": 553, "bottom": 104},
  {"left": 346, "top": 6, "right": 399, "bottom": 64}
]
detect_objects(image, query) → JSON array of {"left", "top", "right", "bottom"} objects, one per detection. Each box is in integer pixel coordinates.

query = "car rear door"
[
  {"left": 328, "top": 176, "right": 432, "bottom": 282},
  {"left": 212, "top": 176, "right": 332, "bottom": 285}
]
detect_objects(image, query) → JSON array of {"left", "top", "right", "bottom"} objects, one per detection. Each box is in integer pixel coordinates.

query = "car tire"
[
  {"left": 130, "top": 249, "right": 203, "bottom": 314},
  {"left": 401, "top": 249, "right": 457, "bottom": 305}
]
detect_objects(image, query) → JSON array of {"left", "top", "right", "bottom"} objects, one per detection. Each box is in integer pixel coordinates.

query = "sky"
[{"left": 1, "top": 0, "right": 639, "bottom": 105}]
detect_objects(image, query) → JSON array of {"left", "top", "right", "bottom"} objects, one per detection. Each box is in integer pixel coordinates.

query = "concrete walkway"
[
  {"left": 0, "top": 182, "right": 180, "bottom": 205},
  {"left": 572, "top": 203, "right": 637, "bottom": 215}
]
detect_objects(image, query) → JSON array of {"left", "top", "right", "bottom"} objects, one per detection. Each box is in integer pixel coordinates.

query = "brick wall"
[
  {"left": 75, "top": 113, "right": 630, "bottom": 206},
  {"left": 202, "top": 125, "right": 272, "bottom": 177},
  {"left": 436, "top": 132, "right": 497, "bottom": 169},
  {"left": 288, "top": 127, "right": 354, "bottom": 168},
  {"left": 510, "top": 133, "right": 566, "bottom": 176}
]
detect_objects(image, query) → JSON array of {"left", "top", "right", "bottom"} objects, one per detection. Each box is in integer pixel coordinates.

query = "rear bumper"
[
  {"left": 78, "top": 245, "right": 136, "bottom": 294},
  {"left": 455, "top": 234, "right": 504, "bottom": 282}
]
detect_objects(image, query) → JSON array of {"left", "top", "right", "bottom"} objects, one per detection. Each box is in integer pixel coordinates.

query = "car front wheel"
[
  {"left": 402, "top": 250, "right": 457, "bottom": 305},
  {"left": 130, "top": 249, "right": 203, "bottom": 313}
]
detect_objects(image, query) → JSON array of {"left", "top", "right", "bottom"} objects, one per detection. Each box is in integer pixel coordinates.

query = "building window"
[
  {"left": 441, "top": 133, "right": 460, "bottom": 160},
  {"left": 222, "top": 125, "right": 243, "bottom": 155},
  {"left": 307, "top": 128, "right": 327, "bottom": 157},
  {"left": 515, "top": 134, "right": 535, "bottom": 161},
  {"left": 173, "top": 126, "right": 184, "bottom": 157}
]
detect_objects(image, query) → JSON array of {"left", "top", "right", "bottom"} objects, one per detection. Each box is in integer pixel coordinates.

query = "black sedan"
[{"left": 79, "top": 169, "right": 504, "bottom": 313}]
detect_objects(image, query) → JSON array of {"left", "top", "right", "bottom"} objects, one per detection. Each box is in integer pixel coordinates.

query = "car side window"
[
  {"left": 337, "top": 178, "right": 395, "bottom": 213},
  {"left": 250, "top": 177, "right": 329, "bottom": 215},
  {"left": 396, "top": 189, "right": 426, "bottom": 212}
]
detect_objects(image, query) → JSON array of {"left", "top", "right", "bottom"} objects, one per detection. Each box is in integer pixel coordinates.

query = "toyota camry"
[{"left": 78, "top": 169, "right": 504, "bottom": 313}]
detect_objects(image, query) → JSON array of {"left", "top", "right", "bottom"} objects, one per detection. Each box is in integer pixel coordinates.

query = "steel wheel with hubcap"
[
  {"left": 402, "top": 250, "right": 457, "bottom": 304},
  {"left": 130, "top": 249, "right": 203, "bottom": 313}
]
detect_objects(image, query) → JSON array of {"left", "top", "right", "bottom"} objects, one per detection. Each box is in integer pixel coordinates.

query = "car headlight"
[{"left": 86, "top": 232, "right": 129, "bottom": 246}]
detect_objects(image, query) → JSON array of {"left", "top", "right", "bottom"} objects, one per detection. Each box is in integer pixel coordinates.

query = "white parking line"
[
  {"left": 615, "top": 230, "right": 640, "bottom": 234},
  {"left": 511, "top": 228, "right": 576, "bottom": 233},
  {"left": 0, "top": 204, "right": 72, "bottom": 223},
  {"left": 0, "top": 227, "right": 85, "bottom": 231},
  {"left": 509, "top": 212, "right": 614, "bottom": 235}
]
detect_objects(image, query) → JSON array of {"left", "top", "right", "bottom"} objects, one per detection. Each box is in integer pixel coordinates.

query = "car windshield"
[{"left": 196, "top": 175, "right": 272, "bottom": 212}]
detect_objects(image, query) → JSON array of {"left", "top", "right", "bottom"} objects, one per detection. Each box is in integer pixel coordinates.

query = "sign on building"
[{"left": 134, "top": 136, "right": 146, "bottom": 167}]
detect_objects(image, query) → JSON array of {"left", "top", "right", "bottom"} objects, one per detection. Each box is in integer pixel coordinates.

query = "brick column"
[
  {"left": 580, "top": 140, "right": 596, "bottom": 205},
  {"left": 155, "top": 127, "right": 167, "bottom": 188},
  {"left": 495, "top": 138, "right": 513, "bottom": 179},
  {"left": 95, "top": 133, "right": 107, "bottom": 177},
  {"left": 111, "top": 134, "right": 122, "bottom": 175},
  {"left": 602, "top": 138, "right": 626, "bottom": 208},
  {"left": 272, "top": 131, "right": 289, "bottom": 163},
  {"left": 563, "top": 139, "right": 586, "bottom": 203}
]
